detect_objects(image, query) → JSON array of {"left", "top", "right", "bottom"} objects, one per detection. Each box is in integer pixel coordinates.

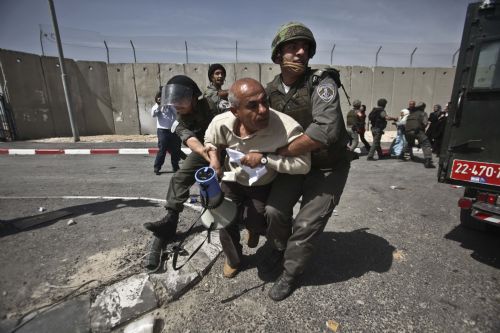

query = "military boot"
[
  {"left": 143, "top": 209, "right": 179, "bottom": 239},
  {"left": 424, "top": 158, "right": 436, "bottom": 169},
  {"left": 268, "top": 272, "right": 297, "bottom": 301}
]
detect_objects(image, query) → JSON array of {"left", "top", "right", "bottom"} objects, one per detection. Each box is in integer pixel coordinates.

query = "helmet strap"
[{"left": 282, "top": 60, "right": 306, "bottom": 74}]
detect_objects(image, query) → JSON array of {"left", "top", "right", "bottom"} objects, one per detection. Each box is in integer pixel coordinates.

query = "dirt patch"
[{"left": 6, "top": 243, "right": 147, "bottom": 320}]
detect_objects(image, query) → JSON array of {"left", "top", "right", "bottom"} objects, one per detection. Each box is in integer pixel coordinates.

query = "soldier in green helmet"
[{"left": 261, "top": 22, "right": 352, "bottom": 301}]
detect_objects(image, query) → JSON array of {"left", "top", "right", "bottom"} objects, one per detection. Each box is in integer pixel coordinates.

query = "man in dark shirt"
[{"left": 367, "top": 98, "right": 397, "bottom": 160}]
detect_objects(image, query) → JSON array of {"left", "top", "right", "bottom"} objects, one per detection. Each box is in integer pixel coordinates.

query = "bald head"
[
  {"left": 228, "top": 78, "right": 264, "bottom": 107},
  {"left": 228, "top": 78, "right": 270, "bottom": 134}
]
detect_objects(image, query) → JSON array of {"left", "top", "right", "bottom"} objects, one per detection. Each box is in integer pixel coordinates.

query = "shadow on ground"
[
  {"left": 445, "top": 225, "right": 500, "bottom": 269},
  {"left": 253, "top": 228, "right": 395, "bottom": 286},
  {"left": 0, "top": 199, "right": 161, "bottom": 237}
]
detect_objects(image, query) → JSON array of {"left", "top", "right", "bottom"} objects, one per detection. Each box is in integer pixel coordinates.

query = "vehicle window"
[{"left": 472, "top": 40, "right": 500, "bottom": 89}]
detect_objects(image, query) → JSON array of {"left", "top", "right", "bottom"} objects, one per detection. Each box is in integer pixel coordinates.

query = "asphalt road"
[{"left": 0, "top": 153, "right": 499, "bottom": 332}]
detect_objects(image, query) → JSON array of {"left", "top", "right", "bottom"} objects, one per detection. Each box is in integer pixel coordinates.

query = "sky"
[{"left": 0, "top": 0, "right": 477, "bottom": 67}]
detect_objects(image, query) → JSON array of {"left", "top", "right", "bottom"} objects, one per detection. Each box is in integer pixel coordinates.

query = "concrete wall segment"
[
  {"left": 75, "top": 61, "right": 115, "bottom": 135},
  {"left": 107, "top": 63, "right": 140, "bottom": 134},
  {"left": 235, "top": 63, "right": 260, "bottom": 82},
  {"left": 184, "top": 63, "right": 209, "bottom": 94},
  {"left": 411, "top": 68, "right": 437, "bottom": 110},
  {"left": 392, "top": 68, "right": 414, "bottom": 114},
  {"left": 259, "top": 63, "right": 280, "bottom": 87},
  {"left": 432, "top": 68, "right": 456, "bottom": 107},
  {"left": 0, "top": 49, "right": 56, "bottom": 139},
  {"left": 159, "top": 64, "right": 184, "bottom": 86},
  {"left": 41, "top": 56, "right": 88, "bottom": 137},
  {"left": 350, "top": 66, "right": 373, "bottom": 112},
  {"left": 133, "top": 63, "right": 160, "bottom": 135},
  {"left": 372, "top": 67, "right": 396, "bottom": 117}
]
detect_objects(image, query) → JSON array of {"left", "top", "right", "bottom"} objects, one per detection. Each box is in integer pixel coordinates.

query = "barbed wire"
[{"left": 38, "top": 24, "right": 460, "bottom": 67}]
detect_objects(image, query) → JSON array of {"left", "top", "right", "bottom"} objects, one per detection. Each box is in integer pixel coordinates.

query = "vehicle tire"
[{"left": 460, "top": 208, "right": 487, "bottom": 231}]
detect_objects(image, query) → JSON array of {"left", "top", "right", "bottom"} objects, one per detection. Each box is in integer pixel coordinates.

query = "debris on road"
[
  {"left": 393, "top": 249, "right": 406, "bottom": 262},
  {"left": 38, "top": 207, "right": 46, "bottom": 212},
  {"left": 326, "top": 319, "right": 340, "bottom": 332},
  {"left": 67, "top": 219, "right": 76, "bottom": 226},
  {"left": 376, "top": 208, "right": 383, "bottom": 212}
]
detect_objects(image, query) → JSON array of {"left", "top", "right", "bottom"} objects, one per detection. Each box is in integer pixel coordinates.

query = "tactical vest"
[
  {"left": 267, "top": 77, "right": 312, "bottom": 131},
  {"left": 266, "top": 69, "right": 349, "bottom": 168},
  {"left": 369, "top": 107, "right": 387, "bottom": 130},
  {"left": 346, "top": 109, "right": 358, "bottom": 127},
  {"left": 405, "top": 110, "right": 425, "bottom": 132}
]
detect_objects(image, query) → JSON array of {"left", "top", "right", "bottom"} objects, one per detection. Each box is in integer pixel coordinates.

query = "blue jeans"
[{"left": 154, "top": 128, "right": 182, "bottom": 172}]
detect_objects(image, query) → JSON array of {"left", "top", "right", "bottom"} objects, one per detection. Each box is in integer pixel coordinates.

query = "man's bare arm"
[{"left": 186, "top": 137, "right": 210, "bottom": 162}]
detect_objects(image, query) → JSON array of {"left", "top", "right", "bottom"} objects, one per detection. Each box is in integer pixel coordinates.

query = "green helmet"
[{"left": 271, "top": 22, "right": 316, "bottom": 63}]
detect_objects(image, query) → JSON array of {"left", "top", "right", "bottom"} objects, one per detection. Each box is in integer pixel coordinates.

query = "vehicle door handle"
[
  {"left": 452, "top": 88, "right": 465, "bottom": 126},
  {"left": 448, "top": 139, "right": 484, "bottom": 153}
]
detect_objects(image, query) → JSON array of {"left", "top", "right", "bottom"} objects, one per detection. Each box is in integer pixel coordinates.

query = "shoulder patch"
[{"left": 316, "top": 82, "right": 336, "bottom": 102}]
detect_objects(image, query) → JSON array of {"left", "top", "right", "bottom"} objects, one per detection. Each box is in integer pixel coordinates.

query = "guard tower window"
[{"left": 472, "top": 40, "right": 500, "bottom": 89}]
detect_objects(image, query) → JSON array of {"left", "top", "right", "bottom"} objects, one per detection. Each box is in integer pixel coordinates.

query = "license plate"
[{"left": 450, "top": 159, "right": 500, "bottom": 186}]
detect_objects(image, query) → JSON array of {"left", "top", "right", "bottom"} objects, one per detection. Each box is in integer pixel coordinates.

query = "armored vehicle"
[{"left": 438, "top": 0, "right": 500, "bottom": 229}]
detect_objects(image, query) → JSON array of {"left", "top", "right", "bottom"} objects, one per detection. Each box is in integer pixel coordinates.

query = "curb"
[{"left": 0, "top": 148, "right": 192, "bottom": 156}]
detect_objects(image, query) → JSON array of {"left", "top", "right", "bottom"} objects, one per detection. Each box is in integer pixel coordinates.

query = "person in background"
[
  {"left": 203, "top": 63, "right": 229, "bottom": 112},
  {"left": 151, "top": 88, "right": 185, "bottom": 175},
  {"left": 404, "top": 102, "right": 436, "bottom": 168},
  {"left": 204, "top": 78, "right": 311, "bottom": 278},
  {"left": 367, "top": 98, "right": 397, "bottom": 160},
  {"left": 357, "top": 104, "right": 371, "bottom": 151},
  {"left": 390, "top": 108, "right": 409, "bottom": 159},
  {"left": 425, "top": 104, "right": 441, "bottom": 153},
  {"left": 431, "top": 103, "right": 448, "bottom": 155},
  {"left": 346, "top": 100, "right": 361, "bottom": 151}
]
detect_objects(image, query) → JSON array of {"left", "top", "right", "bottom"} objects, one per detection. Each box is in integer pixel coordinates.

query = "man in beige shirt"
[{"left": 205, "top": 78, "right": 310, "bottom": 278}]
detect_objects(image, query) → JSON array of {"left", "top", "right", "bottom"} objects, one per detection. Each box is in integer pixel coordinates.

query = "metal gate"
[{"left": 0, "top": 93, "right": 15, "bottom": 141}]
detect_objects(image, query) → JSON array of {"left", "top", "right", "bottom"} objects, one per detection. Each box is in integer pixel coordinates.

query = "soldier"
[
  {"left": 404, "top": 101, "right": 436, "bottom": 168},
  {"left": 357, "top": 104, "right": 371, "bottom": 150},
  {"left": 367, "top": 98, "right": 397, "bottom": 160},
  {"left": 203, "top": 63, "right": 229, "bottom": 112},
  {"left": 262, "top": 22, "right": 352, "bottom": 301},
  {"left": 143, "top": 75, "right": 219, "bottom": 240},
  {"left": 346, "top": 99, "right": 361, "bottom": 151}
]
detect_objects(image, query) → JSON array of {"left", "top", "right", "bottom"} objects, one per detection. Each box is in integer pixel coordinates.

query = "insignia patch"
[{"left": 317, "top": 83, "right": 336, "bottom": 102}]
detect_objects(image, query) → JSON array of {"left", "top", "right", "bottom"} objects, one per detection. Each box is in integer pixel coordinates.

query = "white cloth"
[
  {"left": 226, "top": 148, "right": 268, "bottom": 185},
  {"left": 151, "top": 104, "right": 176, "bottom": 130}
]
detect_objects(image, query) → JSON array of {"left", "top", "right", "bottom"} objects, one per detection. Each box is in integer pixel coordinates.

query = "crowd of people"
[
  {"left": 346, "top": 98, "right": 448, "bottom": 168},
  {"left": 143, "top": 21, "right": 449, "bottom": 302}
]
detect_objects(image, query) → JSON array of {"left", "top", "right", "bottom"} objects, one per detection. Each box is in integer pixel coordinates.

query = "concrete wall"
[
  {"left": 0, "top": 49, "right": 457, "bottom": 140},
  {"left": 107, "top": 64, "right": 140, "bottom": 135},
  {"left": 0, "top": 50, "right": 55, "bottom": 139},
  {"left": 133, "top": 63, "right": 160, "bottom": 135},
  {"left": 41, "top": 56, "right": 88, "bottom": 136},
  {"left": 75, "top": 61, "right": 115, "bottom": 135}
]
